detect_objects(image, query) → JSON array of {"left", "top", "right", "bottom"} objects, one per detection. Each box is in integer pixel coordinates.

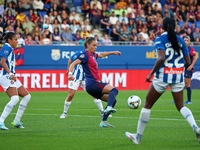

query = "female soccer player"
[
  {"left": 60, "top": 49, "right": 111, "bottom": 118},
  {"left": 0, "top": 32, "right": 31, "bottom": 130},
  {"left": 183, "top": 36, "right": 197, "bottom": 104},
  {"left": 68, "top": 37, "right": 121, "bottom": 127},
  {"left": 125, "top": 17, "right": 200, "bottom": 144}
]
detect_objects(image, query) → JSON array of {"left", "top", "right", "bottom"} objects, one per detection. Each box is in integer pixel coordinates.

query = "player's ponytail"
[
  {"left": 163, "top": 17, "right": 181, "bottom": 55},
  {"left": 4, "top": 32, "right": 16, "bottom": 43},
  {"left": 84, "top": 37, "right": 96, "bottom": 49}
]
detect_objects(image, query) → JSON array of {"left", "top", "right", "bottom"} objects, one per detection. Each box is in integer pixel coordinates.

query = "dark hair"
[
  {"left": 163, "top": 17, "right": 181, "bottom": 55},
  {"left": 84, "top": 37, "right": 96, "bottom": 49},
  {"left": 4, "top": 32, "right": 16, "bottom": 43}
]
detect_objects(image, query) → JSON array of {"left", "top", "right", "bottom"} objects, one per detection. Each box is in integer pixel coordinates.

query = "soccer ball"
[{"left": 127, "top": 95, "right": 141, "bottom": 109}]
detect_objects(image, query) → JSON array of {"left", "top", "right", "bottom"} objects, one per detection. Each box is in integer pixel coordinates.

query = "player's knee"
[
  {"left": 11, "top": 95, "right": 20, "bottom": 106},
  {"left": 23, "top": 94, "right": 31, "bottom": 103}
]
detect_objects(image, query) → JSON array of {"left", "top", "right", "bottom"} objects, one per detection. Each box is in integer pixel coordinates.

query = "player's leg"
[
  {"left": 0, "top": 77, "right": 19, "bottom": 130},
  {"left": 11, "top": 81, "right": 31, "bottom": 128},
  {"left": 185, "top": 77, "right": 192, "bottom": 104}
]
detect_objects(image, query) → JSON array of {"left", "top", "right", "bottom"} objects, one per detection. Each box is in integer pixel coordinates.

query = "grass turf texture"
[{"left": 0, "top": 90, "right": 200, "bottom": 150}]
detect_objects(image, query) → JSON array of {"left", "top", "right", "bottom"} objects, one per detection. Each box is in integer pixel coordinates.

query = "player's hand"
[
  {"left": 187, "top": 65, "right": 193, "bottom": 71},
  {"left": 113, "top": 51, "right": 121, "bottom": 56},
  {"left": 66, "top": 70, "right": 69, "bottom": 76},
  {"left": 145, "top": 73, "right": 153, "bottom": 82},
  {"left": 68, "top": 74, "right": 74, "bottom": 81},
  {"left": 10, "top": 75, "right": 17, "bottom": 81}
]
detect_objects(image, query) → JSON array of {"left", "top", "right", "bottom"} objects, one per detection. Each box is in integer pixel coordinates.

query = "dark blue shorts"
[
  {"left": 86, "top": 81, "right": 107, "bottom": 99},
  {"left": 184, "top": 70, "right": 193, "bottom": 78}
]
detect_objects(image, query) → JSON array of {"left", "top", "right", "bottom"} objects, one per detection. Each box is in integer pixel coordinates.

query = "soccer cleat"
[
  {"left": 0, "top": 121, "right": 8, "bottom": 130},
  {"left": 194, "top": 126, "right": 200, "bottom": 143},
  {"left": 104, "top": 106, "right": 116, "bottom": 115},
  {"left": 11, "top": 120, "right": 24, "bottom": 128},
  {"left": 125, "top": 132, "right": 140, "bottom": 145},
  {"left": 99, "top": 121, "right": 114, "bottom": 127},
  {"left": 60, "top": 113, "right": 67, "bottom": 118},
  {"left": 184, "top": 100, "right": 192, "bottom": 104},
  {"left": 100, "top": 111, "right": 112, "bottom": 118}
]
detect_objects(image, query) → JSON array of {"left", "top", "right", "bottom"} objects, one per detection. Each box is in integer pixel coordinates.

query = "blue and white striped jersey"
[
  {"left": 71, "top": 50, "right": 85, "bottom": 81},
  {"left": 0, "top": 43, "right": 15, "bottom": 76},
  {"left": 154, "top": 32, "right": 189, "bottom": 83}
]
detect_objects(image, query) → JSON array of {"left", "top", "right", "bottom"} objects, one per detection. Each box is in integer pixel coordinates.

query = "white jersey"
[{"left": 0, "top": 43, "right": 15, "bottom": 77}]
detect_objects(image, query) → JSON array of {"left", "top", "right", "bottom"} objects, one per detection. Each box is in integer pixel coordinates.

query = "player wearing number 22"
[
  {"left": 125, "top": 17, "right": 200, "bottom": 144},
  {"left": 68, "top": 37, "right": 121, "bottom": 127}
]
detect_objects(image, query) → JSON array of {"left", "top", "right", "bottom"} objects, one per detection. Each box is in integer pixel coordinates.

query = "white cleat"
[
  {"left": 194, "top": 127, "right": 200, "bottom": 143},
  {"left": 99, "top": 121, "right": 114, "bottom": 127},
  {"left": 60, "top": 113, "right": 67, "bottom": 118},
  {"left": 125, "top": 132, "right": 140, "bottom": 145},
  {"left": 104, "top": 106, "right": 116, "bottom": 115}
]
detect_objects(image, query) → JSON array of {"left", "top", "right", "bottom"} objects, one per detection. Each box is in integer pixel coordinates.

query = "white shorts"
[
  {"left": 0, "top": 75, "right": 22, "bottom": 91},
  {"left": 152, "top": 78, "right": 184, "bottom": 94},
  {"left": 68, "top": 79, "right": 86, "bottom": 91}
]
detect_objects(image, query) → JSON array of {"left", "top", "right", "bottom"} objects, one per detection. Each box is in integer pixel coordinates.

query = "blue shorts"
[
  {"left": 86, "top": 81, "right": 107, "bottom": 99},
  {"left": 184, "top": 70, "right": 193, "bottom": 78}
]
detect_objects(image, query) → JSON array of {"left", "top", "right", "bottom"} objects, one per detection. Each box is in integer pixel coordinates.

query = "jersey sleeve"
[
  {"left": 180, "top": 38, "right": 189, "bottom": 56},
  {"left": 154, "top": 37, "right": 165, "bottom": 52},
  {"left": 77, "top": 52, "right": 88, "bottom": 63},
  {"left": 0, "top": 46, "right": 11, "bottom": 60},
  {"left": 70, "top": 50, "right": 84, "bottom": 61},
  {"left": 190, "top": 47, "right": 196, "bottom": 57},
  {"left": 95, "top": 53, "right": 98, "bottom": 59}
]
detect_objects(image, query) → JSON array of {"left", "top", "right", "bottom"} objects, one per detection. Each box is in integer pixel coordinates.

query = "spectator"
[
  {"left": 174, "top": 6, "right": 183, "bottom": 22},
  {"left": 135, "top": 3, "right": 144, "bottom": 17},
  {"left": 185, "top": 27, "right": 194, "bottom": 42},
  {"left": 60, "top": 1, "right": 70, "bottom": 15},
  {"left": 60, "top": 10, "right": 69, "bottom": 23},
  {"left": 127, "top": 19, "right": 136, "bottom": 32},
  {"left": 78, "top": 34, "right": 87, "bottom": 45},
  {"left": 41, "top": 32, "right": 52, "bottom": 45},
  {"left": 4, "top": 20, "right": 12, "bottom": 32},
  {"left": 108, "top": 0, "right": 116, "bottom": 5},
  {"left": 101, "top": 4, "right": 110, "bottom": 17},
  {"left": 112, "top": 3, "right": 120, "bottom": 16},
  {"left": 21, "top": 0, "right": 33, "bottom": 10},
  {"left": 148, "top": 21, "right": 157, "bottom": 34},
  {"left": 44, "top": 11, "right": 54, "bottom": 24},
  {"left": 175, "top": 25, "right": 184, "bottom": 36},
  {"left": 162, "top": 4, "right": 174, "bottom": 18},
  {"left": 119, "top": 5, "right": 128, "bottom": 16},
  {"left": 90, "top": 0, "right": 102, "bottom": 10},
  {"left": 186, "top": 5, "right": 196, "bottom": 23},
  {"left": 51, "top": 3, "right": 59, "bottom": 12},
  {"left": 69, "top": 11, "right": 81, "bottom": 25},
  {"left": 152, "top": 0, "right": 162, "bottom": 12},
  {"left": 117, "top": 0, "right": 127, "bottom": 9},
  {"left": 32, "top": 11, "right": 43, "bottom": 28},
  {"left": 194, "top": 37, "right": 200, "bottom": 45},
  {"left": 15, "top": 1, "right": 24, "bottom": 15},
  {"left": 4, "top": 9, "right": 16, "bottom": 26},
  {"left": 94, "top": 34, "right": 102, "bottom": 45},
  {"left": 100, "top": 11, "right": 111, "bottom": 33},
  {"left": 14, "top": 19, "right": 23, "bottom": 33},
  {"left": 136, "top": 19, "right": 144, "bottom": 33},
  {"left": 89, "top": 29, "right": 95, "bottom": 37},
  {"left": 168, "top": 0, "right": 176, "bottom": 12},
  {"left": 16, "top": 33, "right": 25, "bottom": 45},
  {"left": 109, "top": 11, "right": 118, "bottom": 27},
  {"left": 119, "top": 11, "right": 129, "bottom": 25},
  {"left": 16, "top": 10, "right": 25, "bottom": 24},
  {"left": 156, "top": 18, "right": 162, "bottom": 31},
  {"left": 130, "top": 28, "right": 138, "bottom": 40},
  {"left": 134, "top": 0, "right": 142, "bottom": 10},
  {"left": 139, "top": 27, "right": 149, "bottom": 42},
  {"left": 81, "top": 0, "right": 90, "bottom": 18},
  {"left": 82, "top": 20, "right": 91, "bottom": 32},
  {"left": 121, "top": 19, "right": 127, "bottom": 28},
  {"left": 31, "top": 26, "right": 41, "bottom": 39},
  {"left": 52, "top": 10, "right": 62, "bottom": 23},
  {"left": 0, "top": 0, "right": 4, "bottom": 16},
  {"left": 102, "top": 33, "right": 113, "bottom": 45},
  {"left": 111, "top": 20, "right": 121, "bottom": 41},
  {"left": 23, "top": 16, "right": 35, "bottom": 33},
  {"left": 43, "top": 25, "right": 52, "bottom": 41},
  {"left": 24, "top": 33, "right": 33, "bottom": 45},
  {"left": 15, "top": 26, "right": 23, "bottom": 37},
  {"left": 5, "top": 2, "right": 16, "bottom": 16},
  {"left": 23, "top": 27, "right": 29, "bottom": 38},
  {"left": 130, "top": 35, "right": 139, "bottom": 45},
  {"left": 27, "top": 9, "right": 34, "bottom": 21},
  {"left": 61, "top": 26, "right": 72, "bottom": 42},
  {"left": 32, "top": 0, "right": 44, "bottom": 10},
  {"left": 5, "top": 24, "right": 14, "bottom": 33},
  {"left": 90, "top": 4, "right": 101, "bottom": 29},
  {"left": 73, "top": 30, "right": 81, "bottom": 42},
  {"left": 52, "top": 18, "right": 61, "bottom": 34},
  {"left": 127, "top": 3, "right": 136, "bottom": 19},
  {"left": 61, "top": 19, "right": 69, "bottom": 32},
  {"left": 148, "top": 30, "right": 156, "bottom": 44},
  {"left": 33, "top": 35, "right": 41, "bottom": 45},
  {"left": 142, "top": 0, "right": 152, "bottom": 12},
  {"left": 43, "top": 18, "right": 53, "bottom": 33},
  {"left": 178, "top": 4, "right": 187, "bottom": 22},
  {"left": 181, "top": 20, "right": 191, "bottom": 32},
  {"left": 80, "top": 27, "right": 89, "bottom": 38},
  {"left": 196, "top": 5, "right": 200, "bottom": 21},
  {"left": 70, "top": 19, "right": 81, "bottom": 35},
  {"left": 101, "top": 0, "right": 109, "bottom": 9},
  {"left": 146, "top": 15, "right": 152, "bottom": 30},
  {"left": 52, "top": 27, "right": 61, "bottom": 41},
  {"left": 120, "top": 25, "right": 131, "bottom": 42},
  {"left": 145, "top": 5, "right": 154, "bottom": 20},
  {"left": 135, "top": 10, "right": 146, "bottom": 24},
  {"left": 193, "top": 28, "right": 200, "bottom": 40}
]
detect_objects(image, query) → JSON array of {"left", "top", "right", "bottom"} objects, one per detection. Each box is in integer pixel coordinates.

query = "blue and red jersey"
[
  {"left": 188, "top": 46, "right": 196, "bottom": 70},
  {"left": 77, "top": 51, "right": 100, "bottom": 86}
]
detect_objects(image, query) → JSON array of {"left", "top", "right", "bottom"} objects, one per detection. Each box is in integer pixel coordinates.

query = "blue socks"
[
  {"left": 102, "top": 100, "right": 117, "bottom": 121},
  {"left": 186, "top": 87, "right": 191, "bottom": 101},
  {"left": 107, "top": 88, "right": 118, "bottom": 106}
]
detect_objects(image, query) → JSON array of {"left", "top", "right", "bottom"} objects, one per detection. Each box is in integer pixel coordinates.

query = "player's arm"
[
  {"left": 66, "top": 58, "right": 72, "bottom": 75},
  {"left": 0, "top": 57, "right": 16, "bottom": 81},
  {"left": 98, "top": 51, "right": 121, "bottom": 58},
  {"left": 187, "top": 55, "right": 197, "bottom": 71},
  {"left": 146, "top": 49, "right": 165, "bottom": 82},
  {"left": 68, "top": 59, "right": 82, "bottom": 80}
]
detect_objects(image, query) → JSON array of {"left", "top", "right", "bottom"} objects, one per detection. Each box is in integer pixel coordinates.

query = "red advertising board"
[{"left": 0, "top": 70, "right": 152, "bottom": 92}]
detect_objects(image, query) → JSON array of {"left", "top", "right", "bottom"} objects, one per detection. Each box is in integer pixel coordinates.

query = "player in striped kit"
[
  {"left": 125, "top": 17, "right": 200, "bottom": 144},
  {"left": 0, "top": 32, "right": 31, "bottom": 130},
  {"left": 60, "top": 50, "right": 111, "bottom": 118}
]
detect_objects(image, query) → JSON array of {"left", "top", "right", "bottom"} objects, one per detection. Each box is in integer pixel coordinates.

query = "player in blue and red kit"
[
  {"left": 125, "top": 17, "right": 200, "bottom": 144},
  {"left": 68, "top": 37, "right": 121, "bottom": 127},
  {"left": 183, "top": 36, "right": 197, "bottom": 104}
]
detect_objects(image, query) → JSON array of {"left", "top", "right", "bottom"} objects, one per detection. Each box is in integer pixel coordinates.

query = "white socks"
[
  {"left": 0, "top": 95, "right": 19, "bottom": 122},
  {"left": 15, "top": 94, "right": 31, "bottom": 121},
  {"left": 93, "top": 99, "right": 104, "bottom": 112},
  {"left": 136, "top": 108, "right": 151, "bottom": 140},
  {"left": 180, "top": 106, "right": 198, "bottom": 129},
  {"left": 63, "top": 101, "right": 71, "bottom": 114}
]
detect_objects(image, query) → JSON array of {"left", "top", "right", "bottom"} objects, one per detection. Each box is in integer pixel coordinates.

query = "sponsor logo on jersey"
[
  {"left": 51, "top": 49, "right": 61, "bottom": 61},
  {"left": 4, "top": 50, "right": 9, "bottom": 55},
  {"left": 164, "top": 68, "right": 184, "bottom": 74},
  {"left": 80, "top": 54, "right": 84, "bottom": 58}
]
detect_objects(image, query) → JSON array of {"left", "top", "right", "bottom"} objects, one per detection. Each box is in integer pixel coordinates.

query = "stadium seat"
[
  {"left": 72, "top": 0, "right": 82, "bottom": 6},
  {"left": 37, "top": 11, "right": 47, "bottom": 19},
  {"left": 195, "top": 21, "right": 200, "bottom": 29},
  {"left": 178, "top": 21, "right": 185, "bottom": 28},
  {"left": 188, "top": 22, "right": 193, "bottom": 28},
  {"left": 109, "top": 5, "right": 114, "bottom": 10},
  {"left": 25, "top": 11, "right": 29, "bottom": 16}
]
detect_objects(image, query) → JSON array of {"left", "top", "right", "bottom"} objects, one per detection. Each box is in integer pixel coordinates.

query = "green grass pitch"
[{"left": 0, "top": 90, "right": 200, "bottom": 150}]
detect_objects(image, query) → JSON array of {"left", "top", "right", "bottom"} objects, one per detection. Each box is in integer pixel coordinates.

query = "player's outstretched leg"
[
  {"left": 60, "top": 101, "right": 71, "bottom": 118},
  {"left": 125, "top": 132, "right": 140, "bottom": 145}
]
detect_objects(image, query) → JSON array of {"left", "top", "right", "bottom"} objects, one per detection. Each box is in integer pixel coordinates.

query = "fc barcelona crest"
[{"left": 51, "top": 49, "right": 61, "bottom": 61}]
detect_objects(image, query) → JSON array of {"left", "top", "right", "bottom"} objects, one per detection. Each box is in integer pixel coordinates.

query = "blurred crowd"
[{"left": 1, "top": 0, "right": 200, "bottom": 46}]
